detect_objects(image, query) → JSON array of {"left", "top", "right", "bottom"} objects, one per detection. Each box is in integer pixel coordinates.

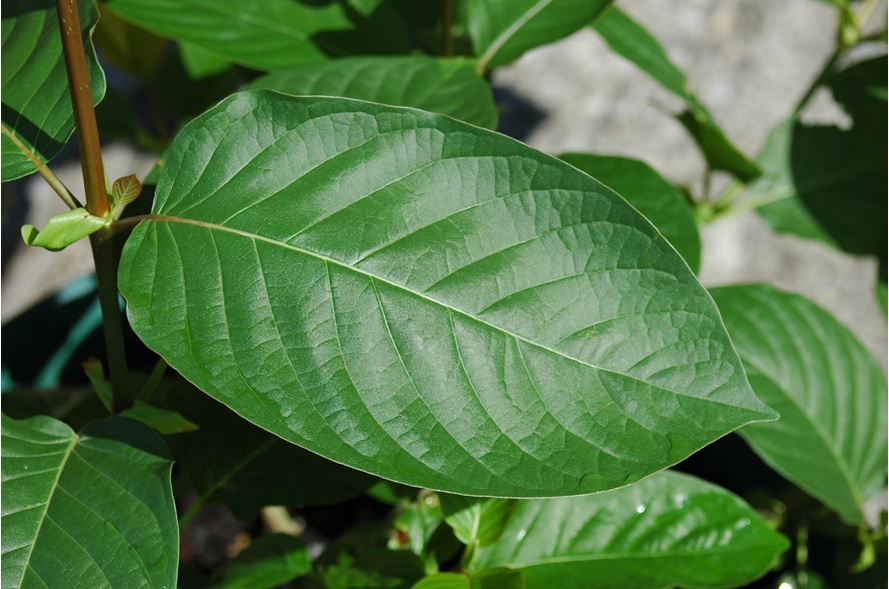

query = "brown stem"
[{"left": 57, "top": 0, "right": 108, "bottom": 217}]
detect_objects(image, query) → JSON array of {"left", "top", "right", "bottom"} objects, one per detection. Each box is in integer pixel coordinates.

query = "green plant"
[{"left": 1, "top": 0, "right": 885, "bottom": 588}]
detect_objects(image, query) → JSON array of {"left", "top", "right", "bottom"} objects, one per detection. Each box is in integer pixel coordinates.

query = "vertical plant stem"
[
  {"left": 57, "top": 0, "right": 130, "bottom": 409},
  {"left": 441, "top": 0, "right": 454, "bottom": 57}
]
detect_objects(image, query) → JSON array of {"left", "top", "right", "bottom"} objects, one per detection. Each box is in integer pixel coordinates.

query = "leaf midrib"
[
  {"left": 477, "top": 0, "right": 552, "bottom": 72},
  {"left": 142, "top": 214, "right": 747, "bottom": 411}
]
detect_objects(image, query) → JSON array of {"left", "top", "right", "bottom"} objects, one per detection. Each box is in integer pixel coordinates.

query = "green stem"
[
  {"left": 1, "top": 124, "right": 81, "bottom": 210},
  {"left": 57, "top": 0, "right": 130, "bottom": 409},
  {"left": 792, "top": 48, "right": 841, "bottom": 116},
  {"left": 441, "top": 0, "right": 454, "bottom": 57}
]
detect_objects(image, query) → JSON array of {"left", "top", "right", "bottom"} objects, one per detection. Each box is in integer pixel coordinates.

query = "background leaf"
[
  {"left": 439, "top": 495, "right": 516, "bottom": 548},
  {"left": 119, "top": 91, "right": 774, "bottom": 497},
  {"left": 215, "top": 533, "right": 310, "bottom": 589},
  {"left": 710, "top": 284, "right": 888, "bottom": 525},
  {"left": 468, "top": 0, "right": 612, "bottom": 72},
  {"left": 754, "top": 56, "right": 887, "bottom": 267},
  {"left": 592, "top": 6, "right": 760, "bottom": 182},
  {"left": 1, "top": 414, "right": 178, "bottom": 588},
  {"left": 105, "top": 0, "right": 407, "bottom": 71},
  {"left": 161, "top": 377, "right": 376, "bottom": 519},
  {"left": 473, "top": 470, "right": 788, "bottom": 589},
  {"left": 1, "top": 0, "right": 106, "bottom": 180},
  {"left": 559, "top": 153, "right": 701, "bottom": 273},
  {"left": 248, "top": 56, "right": 498, "bottom": 130}
]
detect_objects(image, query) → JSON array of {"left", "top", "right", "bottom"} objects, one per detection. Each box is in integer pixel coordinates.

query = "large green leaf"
[
  {"left": 1, "top": 0, "right": 106, "bottom": 181},
  {"left": 1, "top": 414, "right": 178, "bottom": 588},
  {"left": 118, "top": 90, "right": 774, "bottom": 497},
  {"left": 249, "top": 57, "right": 498, "bottom": 130},
  {"left": 162, "top": 377, "right": 376, "bottom": 519},
  {"left": 105, "top": 0, "right": 407, "bottom": 71},
  {"left": 710, "top": 285, "right": 888, "bottom": 525},
  {"left": 592, "top": 6, "right": 760, "bottom": 182},
  {"left": 559, "top": 153, "right": 701, "bottom": 273},
  {"left": 473, "top": 470, "right": 788, "bottom": 589},
  {"left": 754, "top": 57, "right": 887, "bottom": 264},
  {"left": 467, "top": 0, "right": 612, "bottom": 72}
]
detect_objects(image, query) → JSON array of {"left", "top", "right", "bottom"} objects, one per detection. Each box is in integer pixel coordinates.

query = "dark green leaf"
[
  {"left": 215, "top": 533, "right": 310, "bottom": 589},
  {"left": 754, "top": 57, "right": 887, "bottom": 261},
  {"left": 413, "top": 573, "right": 469, "bottom": 589},
  {"left": 711, "top": 284, "right": 888, "bottom": 525},
  {"left": 93, "top": 2, "right": 165, "bottom": 81},
  {"left": 593, "top": 6, "right": 761, "bottom": 182},
  {"left": 559, "top": 153, "right": 701, "bottom": 273},
  {"left": 82, "top": 357, "right": 113, "bottom": 413},
  {"left": 468, "top": 0, "right": 612, "bottom": 72},
  {"left": 1, "top": 0, "right": 106, "bottom": 180},
  {"left": 119, "top": 91, "right": 775, "bottom": 497},
  {"left": 470, "top": 568, "right": 524, "bottom": 589},
  {"left": 473, "top": 471, "right": 788, "bottom": 589},
  {"left": 1, "top": 414, "right": 178, "bottom": 588},
  {"left": 121, "top": 401, "right": 199, "bottom": 434},
  {"left": 249, "top": 56, "right": 498, "bottom": 129},
  {"left": 162, "top": 377, "right": 375, "bottom": 518},
  {"left": 105, "top": 0, "right": 408, "bottom": 71}
]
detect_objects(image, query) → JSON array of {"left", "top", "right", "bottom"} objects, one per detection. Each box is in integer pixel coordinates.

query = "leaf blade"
[
  {"left": 711, "top": 284, "right": 888, "bottom": 525},
  {"left": 119, "top": 91, "right": 775, "bottom": 497}
]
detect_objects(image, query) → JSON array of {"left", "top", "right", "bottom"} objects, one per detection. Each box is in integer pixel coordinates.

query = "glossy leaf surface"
[
  {"left": 559, "top": 153, "right": 701, "bottom": 273},
  {"left": 249, "top": 57, "right": 498, "bottom": 130},
  {"left": 1, "top": 414, "right": 178, "bottom": 588},
  {"left": 468, "top": 0, "right": 612, "bottom": 72},
  {"left": 593, "top": 6, "right": 760, "bottom": 181},
  {"left": 711, "top": 284, "right": 888, "bottom": 525},
  {"left": 119, "top": 91, "right": 774, "bottom": 497},
  {"left": 105, "top": 0, "right": 405, "bottom": 71},
  {"left": 474, "top": 471, "right": 788, "bottom": 589},
  {"left": 1, "top": 0, "right": 106, "bottom": 180}
]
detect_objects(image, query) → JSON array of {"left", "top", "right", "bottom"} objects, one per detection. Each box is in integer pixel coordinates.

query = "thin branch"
[
  {"left": 57, "top": 0, "right": 108, "bottom": 217},
  {"left": 441, "top": 0, "right": 454, "bottom": 57},
  {"left": 1, "top": 124, "right": 81, "bottom": 210}
]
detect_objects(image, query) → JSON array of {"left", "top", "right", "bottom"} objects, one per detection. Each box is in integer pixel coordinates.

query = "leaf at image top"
[
  {"left": 249, "top": 57, "right": 498, "bottom": 130},
  {"left": 473, "top": 471, "right": 788, "bottom": 589},
  {"left": 468, "top": 0, "right": 613, "bottom": 72},
  {"left": 1, "top": 0, "right": 106, "bottom": 180},
  {"left": 1, "top": 414, "right": 178, "bottom": 589},
  {"left": 593, "top": 6, "right": 761, "bottom": 182},
  {"left": 712, "top": 284, "right": 888, "bottom": 525},
  {"left": 119, "top": 90, "right": 775, "bottom": 498}
]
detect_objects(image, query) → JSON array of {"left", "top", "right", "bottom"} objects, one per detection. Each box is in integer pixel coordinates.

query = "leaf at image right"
[{"left": 712, "top": 284, "right": 888, "bottom": 525}]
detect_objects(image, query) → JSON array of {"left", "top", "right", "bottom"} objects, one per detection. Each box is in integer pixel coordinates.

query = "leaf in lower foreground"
[
  {"left": 710, "top": 284, "right": 888, "bottom": 525},
  {"left": 473, "top": 470, "right": 788, "bottom": 589},
  {"left": 215, "top": 533, "right": 311, "bottom": 589},
  {"left": 559, "top": 153, "right": 701, "bottom": 273},
  {"left": 118, "top": 90, "right": 775, "bottom": 497},
  {"left": 248, "top": 57, "right": 498, "bottom": 130},
  {"left": 1, "top": 0, "right": 106, "bottom": 181},
  {"left": 1, "top": 414, "right": 178, "bottom": 589}
]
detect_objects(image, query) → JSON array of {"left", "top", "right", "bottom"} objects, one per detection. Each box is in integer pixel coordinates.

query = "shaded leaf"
[
  {"left": 468, "top": 0, "right": 612, "bottom": 72},
  {"left": 249, "top": 56, "right": 498, "bottom": 129},
  {"left": 121, "top": 401, "right": 200, "bottom": 434},
  {"left": 162, "top": 377, "right": 375, "bottom": 519},
  {"left": 1, "top": 0, "right": 106, "bottom": 180},
  {"left": 439, "top": 495, "right": 516, "bottom": 548},
  {"left": 413, "top": 573, "right": 469, "bottom": 589},
  {"left": 559, "top": 153, "right": 701, "bottom": 273},
  {"left": 119, "top": 91, "right": 775, "bottom": 497},
  {"left": 473, "top": 470, "right": 788, "bottom": 589},
  {"left": 593, "top": 6, "right": 760, "bottom": 181},
  {"left": 1, "top": 414, "right": 178, "bottom": 588},
  {"left": 711, "top": 284, "right": 888, "bottom": 525},
  {"left": 754, "top": 56, "right": 887, "bottom": 262},
  {"left": 82, "top": 357, "right": 113, "bottom": 412},
  {"left": 470, "top": 568, "right": 524, "bottom": 589},
  {"left": 179, "top": 41, "right": 232, "bottom": 79},
  {"left": 391, "top": 491, "right": 444, "bottom": 557},
  {"left": 105, "top": 0, "right": 407, "bottom": 71},
  {"left": 215, "top": 533, "right": 310, "bottom": 589},
  {"left": 94, "top": 2, "right": 165, "bottom": 81},
  {"left": 20, "top": 207, "right": 107, "bottom": 252}
]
